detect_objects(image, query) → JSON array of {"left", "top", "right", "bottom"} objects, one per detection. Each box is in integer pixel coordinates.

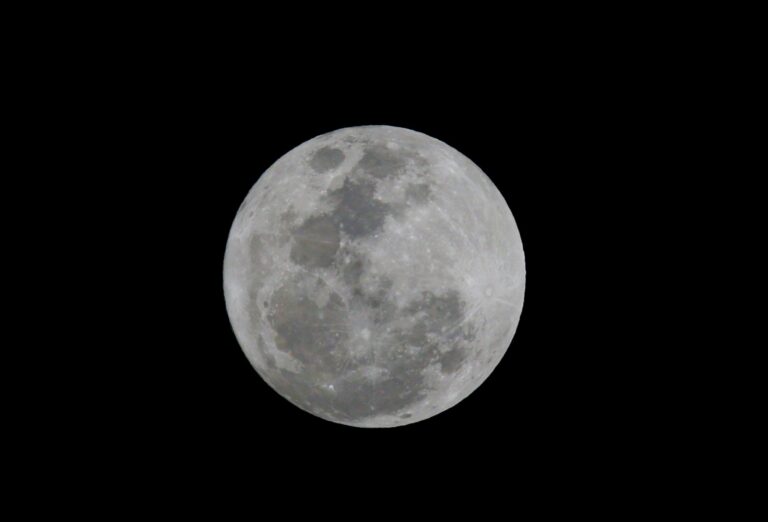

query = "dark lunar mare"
[
  {"left": 261, "top": 275, "right": 477, "bottom": 423},
  {"left": 356, "top": 144, "right": 406, "bottom": 179},
  {"left": 309, "top": 147, "right": 345, "bottom": 173}
]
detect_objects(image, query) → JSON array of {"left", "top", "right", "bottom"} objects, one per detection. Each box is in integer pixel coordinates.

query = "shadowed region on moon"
[{"left": 224, "top": 126, "right": 525, "bottom": 427}]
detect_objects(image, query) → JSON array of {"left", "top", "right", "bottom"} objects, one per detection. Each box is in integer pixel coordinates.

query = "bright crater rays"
[{"left": 223, "top": 126, "right": 525, "bottom": 427}]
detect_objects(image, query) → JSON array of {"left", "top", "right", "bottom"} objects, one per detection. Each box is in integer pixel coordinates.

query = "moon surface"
[{"left": 224, "top": 126, "right": 525, "bottom": 427}]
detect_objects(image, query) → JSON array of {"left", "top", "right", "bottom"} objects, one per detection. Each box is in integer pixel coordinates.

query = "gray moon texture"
[{"left": 223, "top": 126, "right": 525, "bottom": 427}]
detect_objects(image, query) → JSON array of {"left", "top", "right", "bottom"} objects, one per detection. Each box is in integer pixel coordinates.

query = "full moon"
[{"left": 224, "top": 126, "right": 525, "bottom": 427}]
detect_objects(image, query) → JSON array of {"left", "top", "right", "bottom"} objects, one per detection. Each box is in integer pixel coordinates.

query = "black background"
[
  {"left": 15, "top": 8, "right": 732, "bottom": 509},
  {"left": 83, "top": 42, "right": 663, "bottom": 487}
]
